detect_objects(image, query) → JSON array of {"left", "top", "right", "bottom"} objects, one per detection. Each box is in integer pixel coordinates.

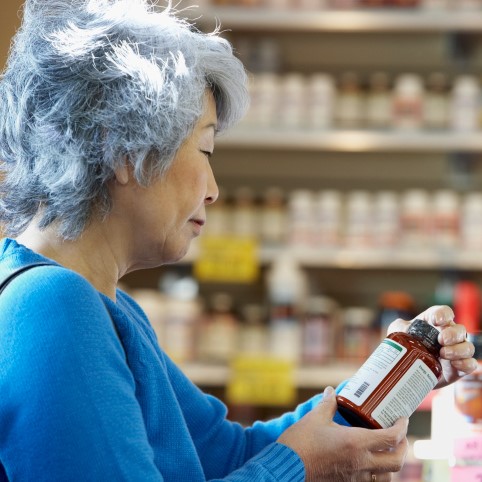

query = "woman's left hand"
[{"left": 387, "top": 305, "right": 478, "bottom": 389}]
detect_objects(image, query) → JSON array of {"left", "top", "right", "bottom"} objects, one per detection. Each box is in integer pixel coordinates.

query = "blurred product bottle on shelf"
[
  {"left": 454, "top": 332, "right": 482, "bottom": 425},
  {"left": 374, "top": 290, "right": 416, "bottom": 337},
  {"left": 240, "top": 37, "right": 281, "bottom": 74},
  {"left": 205, "top": 188, "right": 231, "bottom": 237},
  {"left": 231, "top": 186, "right": 258, "bottom": 239},
  {"left": 259, "top": 187, "right": 286, "bottom": 247},
  {"left": 313, "top": 190, "right": 344, "bottom": 249},
  {"left": 240, "top": 70, "right": 482, "bottom": 133},
  {"left": 238, "top": 304, "right": 268, "bottom": 356},
  {"left": 359, "top": 0, "right": 385, "bottom": 6},
  {"left": 287, "top": 190, "right": 315, "bottom": 248},
  {"left": 130, "top": 288, "right": 166, "bottom": 346},
  {"left": 266, "top": 253, "right": 308, "bottom": 362},
  {"left": 458, "top": 0, "right": 482, "bottom": 10},
  {"left": 198, "top": 292, "right": 239, "bottom": 363},
  {"left": 248, "top": 73, "right": 279, "bottom": 128},
  {"left": 301, "top": 295, "right": 338, "bottom": 364},
  {"left": 371, "top": 190, "right": 400, "bottom": 248},
  {"left": 392, "top": 73, "right": 424, "bottom": 130},
  {"left": 450, "top": 75, "right": 481, "bottom": 132},
  {"left": 306, "top": 73, "right": 336, "bottom": 130},
  {"left": 400, "top": 189, "right": 431, "bottom": 248},
  {"left": 328, "top": 0, "right": 359, "bottom": 8},
  {"left": 158, "top": 274, "right": 201, "bottom": 363},
  {"left": 298, "top": 0, "right": 329, "bottom": 9},
  {"left": 278, "top": 73, "right": 306, "bottom": 129},
  {"left": 453, "top": 280, "right": 481, "bottom": 335},
  {"left": 431, "top": 189, "right": 460, "bottom": 250},
  {"left": 422, "top": 0, "right": 450, "bottom": 9},
  {"left": 340, "top": 306, "right": 376, "bottom": 362},
  {"left": 335, "top": 72, "right": 364, "bottom": 129},
  {"left": 424, "top": 72, "right": 449, "bottom": 130},
  {"left": 433, "top": 272, "right": 457, "bottom": 307},
  {"left": 365, "top": 72, "right": 392, "bottom": 129},
  {"left": 202, "top": 185, "right": 482, "bottom": 255},
  {"left": 344, "top": 190, "right": 373, "bottom": 249},
  {"left": 461, "top": 193, "right": 482, "bottom": 251},
  {"left": 393, "top": 0, "right": 422, "bottom": 6}
]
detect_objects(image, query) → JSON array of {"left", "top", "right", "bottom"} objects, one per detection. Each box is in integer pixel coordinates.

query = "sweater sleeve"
[
  {"left": 0, "top": 266, "right": 163, "bottom": 481},
  {"left": 164, "top": 353, "right": 350, "bottom": 481}
]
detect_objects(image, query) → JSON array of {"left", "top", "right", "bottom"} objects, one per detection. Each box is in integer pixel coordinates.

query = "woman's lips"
[{"left": 190, "top": 218, "right": 205, "bottom": 235}]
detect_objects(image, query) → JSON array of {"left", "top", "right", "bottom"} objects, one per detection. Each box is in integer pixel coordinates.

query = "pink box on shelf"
[
  {"left": 453, "top": 436, "right": 482, "bottom": 460},
  {"left": 451, "top": 466, "right": 482, "bottom": 481}
]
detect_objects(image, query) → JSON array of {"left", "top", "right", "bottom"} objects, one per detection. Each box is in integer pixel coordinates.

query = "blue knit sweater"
[{"left": 0, "top": 238, "right": 348, "bottom": 481}]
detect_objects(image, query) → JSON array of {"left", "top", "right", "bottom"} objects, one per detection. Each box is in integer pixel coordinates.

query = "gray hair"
[{"left": 0, "top": 0, "right": 249, "bottom": 239}]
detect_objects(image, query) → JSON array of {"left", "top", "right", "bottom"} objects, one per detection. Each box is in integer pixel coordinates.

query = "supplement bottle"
[{"left": 336, "top": 318, "right": 442, "bottom": 429}]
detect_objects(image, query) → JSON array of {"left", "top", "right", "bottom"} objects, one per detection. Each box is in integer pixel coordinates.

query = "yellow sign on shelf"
[
  {"left": 226, "top": 356, "right": 296, "bottom": 407},
  {"left": 194, "top": 236, "right": 259, "bottom": 284}
]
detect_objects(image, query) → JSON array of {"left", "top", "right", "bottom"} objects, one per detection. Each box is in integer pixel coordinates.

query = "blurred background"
[{"left": 3, "top": 1, "right": 482, "bottom": 480}]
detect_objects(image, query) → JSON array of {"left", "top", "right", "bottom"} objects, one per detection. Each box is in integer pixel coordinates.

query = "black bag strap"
[{"left": 0, "top": 262, "right": 53, "bottom": 295}]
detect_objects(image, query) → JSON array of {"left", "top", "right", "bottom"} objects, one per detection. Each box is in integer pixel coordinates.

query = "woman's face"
[{"left": 115, "top": 91, "right": 219, "bottom": 269}]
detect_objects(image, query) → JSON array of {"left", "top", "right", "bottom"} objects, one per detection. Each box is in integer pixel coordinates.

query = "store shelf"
[
  {"left": 181, "top": 361, "right": 358, "bottom": 388},
  {"left": 185, "top": 244, "right": 482, "bottom": 271},
  {"left": 215, "top": 128, "right": 482, "bottom": 153},
  {"left": 190, "top": 7, "right": 482, "bottom": 33},
  {"left": 278, "top": 247, "right": 482, "bottom": 270}
]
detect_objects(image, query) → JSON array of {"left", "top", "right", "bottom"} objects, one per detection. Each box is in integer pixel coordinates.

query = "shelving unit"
[
  {"left": 217, "top": 129, "right": 482, "bottom": 152},
  {"left": 181, "top": 361, "right": 358, "bottom": 388},
  {"left": 185, "top": 243, "right": 482, "bottom": 270},
  {"left": 126, "top": 7, "right": 482, "bottom": 429},
  {"left": 190, "top": 7, "right": 482, "bottom": 33}
]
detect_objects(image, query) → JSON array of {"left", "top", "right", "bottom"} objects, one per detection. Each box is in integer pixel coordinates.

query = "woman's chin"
[{"left": 163, "top": 244, "right": 190, "bottom": 265}]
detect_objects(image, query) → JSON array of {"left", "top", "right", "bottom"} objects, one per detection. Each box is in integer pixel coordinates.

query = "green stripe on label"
[{"left": 383, "top": 339, "right": 403, "bottom": 352}]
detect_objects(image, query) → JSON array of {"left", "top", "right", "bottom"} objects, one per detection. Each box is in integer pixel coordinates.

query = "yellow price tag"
[
  {"left": 194, "top": 236, "right": 259, "bottom": 284},
  {"left": 226, "top": 356, "right": 296, "bottom": 407}
]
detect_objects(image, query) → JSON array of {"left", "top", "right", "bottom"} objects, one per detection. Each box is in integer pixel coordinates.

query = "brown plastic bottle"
[{"left": 336, "top": 319, "right": 442, "bottom": 429}]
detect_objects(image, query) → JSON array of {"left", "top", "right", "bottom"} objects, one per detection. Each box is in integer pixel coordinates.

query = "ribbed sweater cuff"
[{"left": 258, "top": 442, "right": 305, "bottom": 482}]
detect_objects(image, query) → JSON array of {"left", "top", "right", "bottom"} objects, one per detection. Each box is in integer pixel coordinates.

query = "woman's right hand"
[{"left": 277, "top": 386, "right": 408, "bottom": 482}]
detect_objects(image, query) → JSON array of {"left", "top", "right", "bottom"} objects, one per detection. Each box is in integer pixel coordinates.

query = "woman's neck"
[{"left": 15, "top": 223, "right": 125, "bottom": 301}]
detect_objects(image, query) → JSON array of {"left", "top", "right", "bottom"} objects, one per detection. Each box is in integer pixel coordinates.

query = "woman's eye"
[{"left": 201, "top": 150, "right": 213, "bottom": 159}]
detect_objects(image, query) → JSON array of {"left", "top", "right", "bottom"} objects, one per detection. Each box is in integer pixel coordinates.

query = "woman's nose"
[{"left": 205, "top": 164, "right": 219, "bottom": 205}]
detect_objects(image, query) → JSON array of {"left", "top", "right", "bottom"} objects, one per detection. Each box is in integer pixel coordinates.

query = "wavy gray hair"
[{"left": 0, "top": 0, "right": 249, "bottom": 239}]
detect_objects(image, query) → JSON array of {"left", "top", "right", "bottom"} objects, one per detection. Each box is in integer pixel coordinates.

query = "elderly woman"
[{"left": 0, "top": 1, "right": 476, "bottom": 481}]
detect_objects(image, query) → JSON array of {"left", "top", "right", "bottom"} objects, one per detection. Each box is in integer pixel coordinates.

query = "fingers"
[
  {"left": 365, "top": 417, "right": 408, "bottom": 452},
  {"left": 316, "top": 385, "right": 338, "bottom": 423},
  {"left": 438, "top": 323, "right": 478, "bottom": 374},
  {"left": 438, "top": 322, "right": 467, "bottom": 345},
  {"left": 387, "top": 305, "right": 454, "bottom": 336},
  {"left": 370, "top": 434, "right": 408, "bottom": 473},
  {"left": 448, "top": 357, "right": 478, "bottom": 375},
  {"left": 415, "top": 305, "right": 454, "bottom": 327}
]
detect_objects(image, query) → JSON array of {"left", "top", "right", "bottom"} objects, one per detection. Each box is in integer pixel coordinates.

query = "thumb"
[{"left": 316, "top": 386, "right": 338, "bottom": 423}]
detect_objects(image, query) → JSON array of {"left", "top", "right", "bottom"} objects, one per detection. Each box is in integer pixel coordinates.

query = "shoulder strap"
[{"left": 0, "top": 262, "right": 53, "bottom": 295}]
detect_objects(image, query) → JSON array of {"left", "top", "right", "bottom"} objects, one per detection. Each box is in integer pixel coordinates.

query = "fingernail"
[{"left": 323, "top": 386, "right": 335, "bottom": 400}]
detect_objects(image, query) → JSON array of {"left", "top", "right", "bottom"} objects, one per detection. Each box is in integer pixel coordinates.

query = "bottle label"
[
  {"left": 340, "top": 339, "right": 407, "bottom": 405},
  {"left": 371, "top": 359, "right": 438, "bottom": 427},
  {"left": 339, "top": 338, "right": 438, "bottom": 428}
]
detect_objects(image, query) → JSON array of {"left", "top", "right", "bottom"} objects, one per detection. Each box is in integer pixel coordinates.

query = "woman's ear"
[{"left": 114, "top": 163, "right": 130, "bottom": 185}]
